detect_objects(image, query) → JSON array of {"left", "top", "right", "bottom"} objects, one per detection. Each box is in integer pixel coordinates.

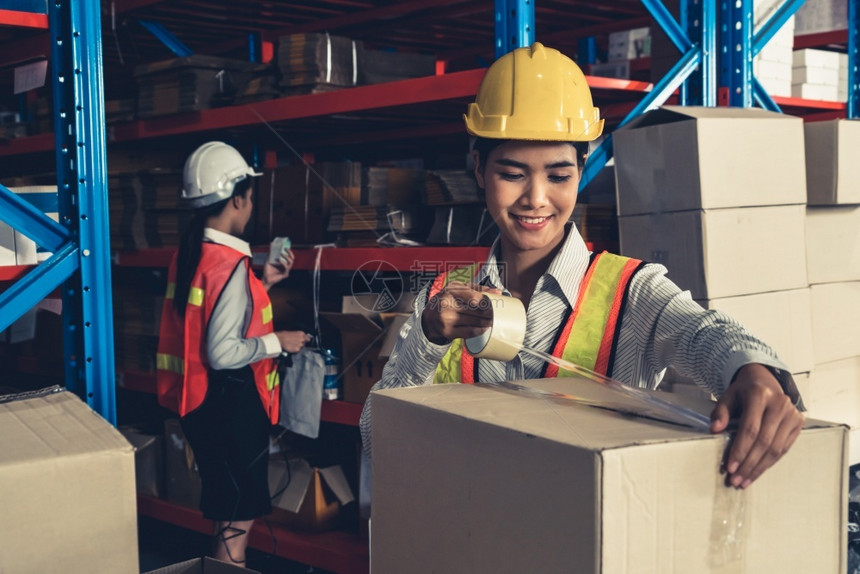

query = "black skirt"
[{"left": 181, "top": 365, "right": 272, "bottom": 522}]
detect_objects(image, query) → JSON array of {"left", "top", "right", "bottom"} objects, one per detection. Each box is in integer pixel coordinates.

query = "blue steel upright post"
[
  {"left": 494, "top": 0, "right": 534, "bottom": 58},
  {"left": 49, "top": 0, "right": 116, "bottom": 424},
  {"left": 581, "top": 0, "right": 717, "bottom": 191},
  {"left": 720, "top": 0, "right": 753, "bottom": 107}
]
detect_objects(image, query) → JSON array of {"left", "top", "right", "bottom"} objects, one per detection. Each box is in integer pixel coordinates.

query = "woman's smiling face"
[{"left": 475, "top": 140, "right": 582, "bottom": 257}]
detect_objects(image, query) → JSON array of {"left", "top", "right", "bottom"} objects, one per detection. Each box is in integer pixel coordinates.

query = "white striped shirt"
[{"left": 359, "top": 225, "right": 799, "bottom": 457}]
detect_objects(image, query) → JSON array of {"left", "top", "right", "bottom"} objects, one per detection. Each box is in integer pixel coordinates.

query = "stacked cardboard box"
[
  {"left": 792, "top": 49, "right": 841, "bottom": 101},
  {"left": 753, "top": 1, "right": 794, "bottom": 97},
  {"left": 109, "top": 169, "right": 190, "bottom": 250},
  {"left": 0, "top": 184, "right": 59, "bottom": 265},
  {"left": 360, "top": 49, "right": 436, "bottom": 84},
  {"left": 802, "top": 119, "right": 860, "bottom": 463},
  {"left": 614, "top": 107, "right": 810, "bottom": 394}
]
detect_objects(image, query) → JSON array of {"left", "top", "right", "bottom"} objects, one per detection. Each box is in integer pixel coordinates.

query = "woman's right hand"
[
  {"left": 420, "top": 281, "right": 494, "bottom": 345},
  {"left": 276, "top": 330, "right": 312, "bottom": 353}
]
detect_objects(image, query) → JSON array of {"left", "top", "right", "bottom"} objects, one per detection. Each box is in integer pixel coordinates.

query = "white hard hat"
[{"left": 181, "top": 141, "right": 261, "bottom": 208}]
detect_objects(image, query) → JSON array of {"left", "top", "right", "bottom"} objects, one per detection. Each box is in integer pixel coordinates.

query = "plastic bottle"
[{"left": 322, "top": 349, "right": 341, "bottom": 400}]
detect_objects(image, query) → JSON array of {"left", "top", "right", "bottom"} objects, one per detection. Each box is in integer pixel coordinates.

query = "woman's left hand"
[
  {"left": 262, "top": 249, "right": 294, "bottom": 289},
  {"left": 710, "top": 363, "right": 804, "bottom": 489}
]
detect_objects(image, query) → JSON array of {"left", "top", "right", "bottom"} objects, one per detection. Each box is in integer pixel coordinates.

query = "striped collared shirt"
[{"left": 359, "top": 225, "right": 797, "bottom": 456}]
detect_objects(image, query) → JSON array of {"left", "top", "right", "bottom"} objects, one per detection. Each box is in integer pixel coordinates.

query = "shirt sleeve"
[
  {"left": 206, "top": 260, "right": 282, "bottom": 370},
  {"left": 359, "top": 282, "right": 452, "bottom": 458},
  {"left": 612, "top": 263, "right": 802, "bottom": 407}
]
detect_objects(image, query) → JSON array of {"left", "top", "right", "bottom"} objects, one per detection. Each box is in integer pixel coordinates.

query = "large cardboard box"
[
  {"left": 695, "top": 288, "right": 814, "bottom": 374},
  {"left": 805, "top": 119, "right": 860, "bottom": 205},
  {"left": 806, "top": 206, "right": 860, "bottom": 284},
  {"left": 0, "top": 387, "right": 138, "bottom": 573},
  {"left": 613, "top": 106, "right": 805, "bottom": 216},
  {"left": 371, "top": 380, "right": 846, "bottom": 573},
  {"left": 267, "top": 457, "right": 354, "bottom": 532},
  {"left": 619, "top": 205, "right": 808, "bottom": 299},
  {"left": 811, "top": 282, "right": 860, "bottom": 365}
]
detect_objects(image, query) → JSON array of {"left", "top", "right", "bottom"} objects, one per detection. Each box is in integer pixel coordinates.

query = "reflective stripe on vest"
[
  {"left": 544, "top": 252, "right": 642, "bottom": 377},
  {"left": 156, "top": 352, "right": 184, "bottom": 375},
  {"left": 430, "top": 263, "right": 482, "bottom": 384},
  {"left": 432, "top": 252, "right": 642, "bottom": 383}
]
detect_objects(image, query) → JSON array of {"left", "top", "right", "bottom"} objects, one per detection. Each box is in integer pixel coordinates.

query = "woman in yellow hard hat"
[{"left": 360, "top": 43, "right": 803, "bottom": 490}]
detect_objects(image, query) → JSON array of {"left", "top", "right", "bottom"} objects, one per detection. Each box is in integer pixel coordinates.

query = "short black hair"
[{"left": 472, "top": 137, "right": 589, "bottom": 173}]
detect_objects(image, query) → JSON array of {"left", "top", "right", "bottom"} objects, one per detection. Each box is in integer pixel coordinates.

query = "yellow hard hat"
[{"left": 464, "top": 42, "right": 603, "bottom": 142}]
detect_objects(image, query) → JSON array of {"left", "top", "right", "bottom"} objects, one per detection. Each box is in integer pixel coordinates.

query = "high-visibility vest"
[
  {"left": 431, "top": 252, "right": 643, "bottom": 384},
  {"left": 156, "top": 242, "right": 280, "bottom": 423}
]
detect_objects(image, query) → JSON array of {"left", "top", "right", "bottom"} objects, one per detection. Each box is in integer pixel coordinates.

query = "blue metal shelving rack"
[{"left": 0, "top": 0, "right": 116, "bottom": 424}]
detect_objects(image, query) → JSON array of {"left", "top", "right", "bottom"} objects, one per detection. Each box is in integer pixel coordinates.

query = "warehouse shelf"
[
  {"left": 138, "top": 495, "right": 369, "bottom": 574},
  {"left": 118, "top": 369, "right": 363, "bottom": 426},
  {"left": 0, "top": 265, "right": 30, "bottom": 282}
]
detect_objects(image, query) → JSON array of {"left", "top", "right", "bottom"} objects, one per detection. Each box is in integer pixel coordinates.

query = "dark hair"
[
  {"left": 472, "top": 137, "right": 589, "bottom": 175},
  {"left": 172, "top": 177, "right": 251, "bottom": 317}
]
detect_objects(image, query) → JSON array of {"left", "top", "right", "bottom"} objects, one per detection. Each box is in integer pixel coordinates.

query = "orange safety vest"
[
  {"left": 156, "top": 242, "right": 280, "bottom": 423},
  {"left": 430, "top": 251, "right": 643, "bottom": 383}
]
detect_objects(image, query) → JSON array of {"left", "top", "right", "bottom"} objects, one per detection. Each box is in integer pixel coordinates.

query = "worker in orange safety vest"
[{"left": 156, "top": 141, "right": 310, "bottom": 567}]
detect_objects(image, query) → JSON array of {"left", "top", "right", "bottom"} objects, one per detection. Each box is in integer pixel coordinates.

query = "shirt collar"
[
  {"left": 476, "top": 224, "right": 591, "bottom": 306},
  {"left": 203, "top": 227, "right": 252, "bottom": 257}
]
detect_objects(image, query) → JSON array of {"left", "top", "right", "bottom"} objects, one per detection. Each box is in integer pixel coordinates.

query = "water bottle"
[{"left": 322, "top": 349, "right": 341, "bottom": 401}]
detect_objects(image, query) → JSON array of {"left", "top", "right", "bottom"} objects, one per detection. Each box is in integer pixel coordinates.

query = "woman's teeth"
[{"left": 515, "top": 215, "right": 548, "bottom": 224}]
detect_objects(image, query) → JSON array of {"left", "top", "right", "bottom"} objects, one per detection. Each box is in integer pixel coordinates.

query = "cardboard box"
[
  {"left": 321, "top": 295, "right": 412, "bottom": 404},
  {"left": 0, "top": 387, "right": 138, "bottom": 573},
  {"left": 804, "top": 119, "right": 860, "bottom": 205},
  {"left": 119, "top": 425, "right": 165, "bottom": 498},
  {"left": 371, "top": 380, "right": 846, "bottom": 573},
  {"left": 811, "top": 282, "right": 860, "bottom": 365},
  {"left": 143, "top": 556, "right": 260, "bottom": 574},
  {"left": 613, "top": 106, "right": 806, "bottom": 217},
  {"left": 806, "top": 356, "right": 860, "bottom": 430},
  {"left": 619, "top": 205, "right": 808, "bottom": 299},
  {"left": 695, "top": 288, "right": 814, "bottom": 374},
  {"left": 806, "top": 206, "right": 860, "bottom": 284},
  {"left": 267, "top": 457, "right": 354, "bottom": 532},
  {"left": 164, "top": 418, "right": 202, "bottom": 510}
]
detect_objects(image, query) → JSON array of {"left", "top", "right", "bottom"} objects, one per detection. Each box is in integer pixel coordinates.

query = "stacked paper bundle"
[
  {"left": 134, "top": 55, "right": 259, "bottom": 118},
  {"left": 234, "top": 64, "right": 282, "bottom": 104},
  {"left": 277, "top": 33, "right": 363, "bottom": 95},
  {"left": 362, "top": 167, "right": 424, "bottom": 206},
  {"left": 104, "top": 99, "right": 136, "bottom": 124},
  {"left": 423, "top": 170, "right": 481, "bottom": 205},
  {"left": 108, "top": 169, "right": 190, "bottom": 249}
]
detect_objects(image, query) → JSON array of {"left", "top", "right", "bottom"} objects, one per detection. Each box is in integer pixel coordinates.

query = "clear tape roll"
[{"left": 465, "top": 293, "right": 526, "bottom": 362}]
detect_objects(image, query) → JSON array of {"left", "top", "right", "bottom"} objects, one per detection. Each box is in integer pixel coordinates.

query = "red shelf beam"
[
  {"left": 114, "top": 246, "right": 491, "bottom": 272},
  {"left": 794, "top": 30, "right": 848, "bottom": 49},
  {"left": 0, "top": 9, "right": 48, "bottom": 30},
  {"left": 137, "top": 495, "right": 369, "bottom": 574},
  {"left": 119, "top": 370, "right": 363, "bottom": 426}
]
